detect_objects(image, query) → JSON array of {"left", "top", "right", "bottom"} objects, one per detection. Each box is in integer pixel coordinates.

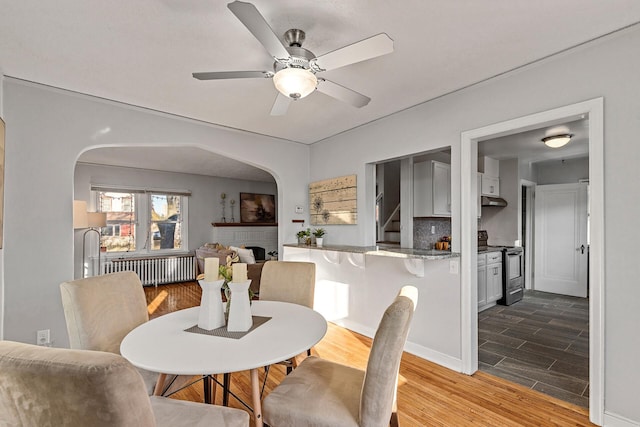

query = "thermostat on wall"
[{"left": 295, "top": 206, "right": 304, "bottom": 214}]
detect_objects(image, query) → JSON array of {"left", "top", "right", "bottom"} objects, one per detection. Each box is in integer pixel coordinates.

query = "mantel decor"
[
  {"left": 309, "top": 174, "right": 357, "bottom": 225},
  {"left": 212, "top": 222, "right": 278, "bottom": 227}
]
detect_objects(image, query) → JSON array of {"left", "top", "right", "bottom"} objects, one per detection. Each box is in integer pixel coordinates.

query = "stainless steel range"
[
  {"left": 499, "top": 246, "right": 524, "bottom": 305},
  {"left": 478, "top": 230, "right": 524, "bottom": 306}
]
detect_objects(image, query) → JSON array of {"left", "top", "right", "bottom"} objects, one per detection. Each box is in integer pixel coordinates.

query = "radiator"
[{"left": 102, "top": 255, "right": 196, "bottom": 286}]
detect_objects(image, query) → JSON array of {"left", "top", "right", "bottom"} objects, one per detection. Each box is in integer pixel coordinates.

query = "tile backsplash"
[{"left": 414, "top": 218, "right": 452, "bottom": 249}]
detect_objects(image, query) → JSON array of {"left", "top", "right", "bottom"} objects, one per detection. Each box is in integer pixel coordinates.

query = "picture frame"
[{"left": 240, "top": 192, "right": 276, "bottom": 223}]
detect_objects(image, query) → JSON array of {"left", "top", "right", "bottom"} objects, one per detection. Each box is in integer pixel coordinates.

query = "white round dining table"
[{"left": 121, "top": 300, "right": 327, "bottom": 427}]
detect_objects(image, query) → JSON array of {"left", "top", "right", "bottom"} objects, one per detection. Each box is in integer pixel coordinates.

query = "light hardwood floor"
[{"left": 145, "top": 282, "right": 594, "bottom": 426}]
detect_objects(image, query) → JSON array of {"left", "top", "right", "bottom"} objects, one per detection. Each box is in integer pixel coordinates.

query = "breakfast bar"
[{"left": 282, "top": 243, "right": 464, "bottom": 372}]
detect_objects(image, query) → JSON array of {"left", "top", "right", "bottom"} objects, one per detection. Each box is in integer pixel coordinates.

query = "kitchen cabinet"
[
  {"left": 477, "top": 254, "right": 487, "bottom": 307},
  {"left": 478, "top": 251, "right": 503, "bottom": 311},
  {"left": 486, "top": 251, "right": 503, "bottom": 303},
  {"left": 481, "top": 175, "right": 500, "bottom": 197},
  {"left": 414, "top": 160, "right": 451, "bottom": 217}
]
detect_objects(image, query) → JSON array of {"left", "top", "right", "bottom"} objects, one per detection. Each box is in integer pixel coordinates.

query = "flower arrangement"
[
  {"left": 296, "top": 228, "right": 312, "bottom": 245},
  {"left": 218, "top": 253, "right": 254, "bottom": 313}
]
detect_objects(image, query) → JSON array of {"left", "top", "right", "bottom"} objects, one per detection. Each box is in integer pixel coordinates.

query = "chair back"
[
  {"left": 0, "top": 340, "right": 156, "bottom": 427},
  {"left": 60, "top": 271, "right": 148, "bottom": 354},
  {"left": 359, "top": 285, "right": 418, "bottom": 427},
  {"left": 259, "top": 261, "right": 316, "bottom": 308}
]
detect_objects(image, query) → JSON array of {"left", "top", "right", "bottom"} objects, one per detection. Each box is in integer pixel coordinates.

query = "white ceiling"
[
  {"left": 2, "top": 1, "right": 639, "bottom": 177},
  {"left": 479, "top": 118, "right": 589, "bottom": 164}
]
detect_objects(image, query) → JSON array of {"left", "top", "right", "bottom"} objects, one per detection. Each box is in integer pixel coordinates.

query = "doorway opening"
[{"left": 460, "top": 98, "right": 604, "bottom": 424}]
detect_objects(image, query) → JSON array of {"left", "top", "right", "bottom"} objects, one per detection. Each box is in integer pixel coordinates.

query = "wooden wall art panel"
[{"left": 309, "top": 174, "right": 357, "bottom": 225}]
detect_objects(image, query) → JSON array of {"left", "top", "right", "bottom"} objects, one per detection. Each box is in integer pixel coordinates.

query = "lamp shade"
[
  {"left": 273, "top": 68, "right": 317, "bottom": 100},
  {"left": 73, "top": 200, "right": 88, "bottom": 229},
  {"left": 87, "top": 212, "right": 107, "bottom": 228},
  {"left": 542, "top": 133, "right": 573, "bottom": 148}
]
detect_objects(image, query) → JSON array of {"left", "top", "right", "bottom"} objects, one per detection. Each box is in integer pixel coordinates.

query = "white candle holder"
[
  {"left": 226, "top": 280, "right": 253, "bottom": 332},
  {"left": 197, "top": 279, "right": 226, "bottom": 330}
]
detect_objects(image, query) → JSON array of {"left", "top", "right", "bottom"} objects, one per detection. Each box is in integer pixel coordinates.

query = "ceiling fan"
[{"left": 193, "top": 1, "right": 394, "bottom": 115}]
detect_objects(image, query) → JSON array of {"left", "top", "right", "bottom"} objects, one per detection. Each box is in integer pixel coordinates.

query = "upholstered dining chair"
[
  {"left": 0, "top": 340, "right": 249, "bottom": 427},
  {"left": 262, "top": 285, "right": 418, "bottom": 427},
  {"left": 217, "top": 260, "right": 318, "bottom": 406},
  {"left": 260, "top": 260, "right": 316, "bottom": 368},
  {"left": 59, "top": 271, "right": 160, "bottom": 394}
]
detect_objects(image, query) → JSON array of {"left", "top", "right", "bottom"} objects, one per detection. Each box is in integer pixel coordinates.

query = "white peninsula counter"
[{"left": 282, "top": 243, "right": 464, "bottom": 372}]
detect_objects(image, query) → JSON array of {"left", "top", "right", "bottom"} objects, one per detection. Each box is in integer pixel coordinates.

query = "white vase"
[
  {"left": 197, "top": 279, "right": 226, "bottom": 330},
  {"left": 227, "top": 280, "right": 253, "bottom": 332},
  {"left": 316, "top": 237, "right": 323, "bottom": 247}
]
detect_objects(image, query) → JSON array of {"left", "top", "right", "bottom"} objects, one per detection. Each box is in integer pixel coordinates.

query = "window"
[
  {"left": 98, "top": 191, "right": 136, "bottom": 252},
  {"left": 149, "top": 194, "right": 183, "bottom": 251},
  {"left": 94, "top": 188, "right": 188, "bottom": 254}
]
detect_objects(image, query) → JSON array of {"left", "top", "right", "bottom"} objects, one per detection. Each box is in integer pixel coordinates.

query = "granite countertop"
[
  {"left": 477, "top": 246, "right": 508, "bottom": 254},
  {"left": 283, "top": 243, "right": 459, "bottom": 260}
]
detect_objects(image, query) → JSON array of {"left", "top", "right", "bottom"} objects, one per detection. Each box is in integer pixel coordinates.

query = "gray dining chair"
[
  {"left": 260, "top": 260, "right": 316, "bottom": 371},
  {"left": 0, "top": 340, "right": 249, "bottom": 427},
  {"left": 59, "top": 271, "right": 162, "bottom": 394},
  {"left": 218, "top": 260, "right": 317, "bottom": 406},
  {"left": 262, "top": 285, "right": 418, "bottom": 427}
]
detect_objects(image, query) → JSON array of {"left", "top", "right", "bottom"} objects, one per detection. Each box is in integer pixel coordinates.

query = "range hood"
[{"left": 481, "top": 196, "right": 507, "bottom": 207}]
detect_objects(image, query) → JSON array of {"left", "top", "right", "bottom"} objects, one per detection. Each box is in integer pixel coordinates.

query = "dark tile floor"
[{"left": 478, "top": 290, "right": 589, "bottom": 408}]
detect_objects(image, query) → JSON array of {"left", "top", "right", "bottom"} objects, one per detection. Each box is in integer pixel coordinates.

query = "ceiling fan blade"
[
  {"left": 316, "top": 79, "right": 371, "bottom": 108},
  {"left": 227, "top": 1, "right": 290, "bottom": 62},
  {"left": 311, "top": 33, "right": 394, "bottom": 72},
  {"left": 192, "top": 71, "right": 272, "bottom": 80},
  {"left": 270, "top": 93, "right": 291, "bottom": 116}
]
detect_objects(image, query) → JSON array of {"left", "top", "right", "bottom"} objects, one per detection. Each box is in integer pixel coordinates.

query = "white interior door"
[{"left": 534, "top": 183, "right": 588, "bottom": 297}]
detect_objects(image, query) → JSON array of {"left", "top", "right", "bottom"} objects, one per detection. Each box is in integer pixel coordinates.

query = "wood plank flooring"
[{"left": 144, "top": 282, "right": 594, "bottom": 426}]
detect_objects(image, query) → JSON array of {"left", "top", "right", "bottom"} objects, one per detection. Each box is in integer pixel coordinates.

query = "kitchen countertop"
[
  {"left": 284, "top": 243, "right": 459, "bottom": 260},
  {"left": 477, "top": 246, "right": 506, "bottom": 254}
]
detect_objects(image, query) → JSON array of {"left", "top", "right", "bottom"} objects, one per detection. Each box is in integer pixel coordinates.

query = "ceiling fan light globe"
[{"left": 273, "top": 68, "right": 317, "bottom": 100}]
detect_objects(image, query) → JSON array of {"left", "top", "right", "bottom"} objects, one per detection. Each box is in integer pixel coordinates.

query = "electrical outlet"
[
  {"left": 449, "top": 260, "right": 459, "bottom": 275},
  {"left": 37, "top": 329, "right": 50, "bottom": 346},
  {"left": 431, "top": 226, "right": 436, "bottom": 234}
]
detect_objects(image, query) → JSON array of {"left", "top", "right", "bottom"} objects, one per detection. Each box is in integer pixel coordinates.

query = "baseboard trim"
[
  {"left": 333, "top": 318, "right": 463, "bottom": 373},
  {"left": 603, "top": 412, "right": 640, "bottom": 427}
]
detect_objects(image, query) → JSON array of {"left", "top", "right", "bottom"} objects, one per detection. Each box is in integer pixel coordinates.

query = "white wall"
[
  {"left": 73, "top": 163, "right": 277, "bottom": 278},
  {"left": 534, "top": 157, "right": 589, "bottom": 185},
  {"left": 310, "top": 26, "right": 640, "bottom": 424},
  {"left": 2, "top": 79, "right": 309, "bottom": 349}
]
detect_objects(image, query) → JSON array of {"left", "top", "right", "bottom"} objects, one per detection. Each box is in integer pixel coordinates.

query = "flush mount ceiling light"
[
  {"left": 272, "top": 67, "right": 318, "bottom": 100},
  {"left": 542, "top": 133, "right": 574, "bottom": 148}
]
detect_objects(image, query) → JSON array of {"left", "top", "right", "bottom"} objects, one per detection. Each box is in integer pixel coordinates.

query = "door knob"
[{"left": 577, "top": 244, "right": 585, "bottom": 254}]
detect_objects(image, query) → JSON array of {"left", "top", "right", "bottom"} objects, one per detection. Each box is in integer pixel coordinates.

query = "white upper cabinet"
[
  {"left": 414, "top": 160, "right": 451, "bottom": 217},
  {"left": 479, "top": 156, "right": 500, "bottom": 197},
  {"left": 481, "top": 174, "right": 500, "bottom": 197}
]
